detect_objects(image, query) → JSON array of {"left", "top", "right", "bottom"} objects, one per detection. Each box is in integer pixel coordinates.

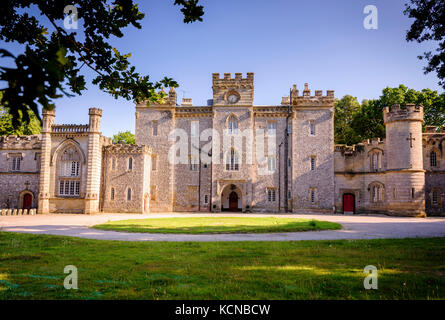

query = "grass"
[
  {"left": 0, "top": 232, "right": 444, "bottom": 299},
  {"left": 92, "top": 217, "right": 342, "bottom": 234}
]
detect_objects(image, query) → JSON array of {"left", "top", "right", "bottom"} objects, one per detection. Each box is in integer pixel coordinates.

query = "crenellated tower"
[
  {"left": 212, "top": 72, "right": 254, "bottom": 106},
  {"left": 84, "top": 107, "right": 103, "bottom": 214},
  {"left": 37, "top": 109, "right": 56, "bottom": 214},
  {"left": 383, "top": 104, "right": 426, "bottom": 216}
]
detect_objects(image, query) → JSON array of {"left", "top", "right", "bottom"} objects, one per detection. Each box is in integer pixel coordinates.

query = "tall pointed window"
[
  {"left": 226, "top": 148, "right": 239, "bottom": 171},
  {"left": 228, "top": 116, "right": 238, "bottom": 135},
  {"left": 58, "top": 146, "right": 81, "bottom": 197},
  {"left": 430, "top": 151, "right": 437, "bottom": 167}
]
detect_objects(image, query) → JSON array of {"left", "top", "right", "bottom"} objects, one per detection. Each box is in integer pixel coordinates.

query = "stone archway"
[{"left": 221, "top": 184, "right": 242, "bottom": 212}]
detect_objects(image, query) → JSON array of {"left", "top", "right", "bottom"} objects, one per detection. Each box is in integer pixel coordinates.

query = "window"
[
  {"left": 191, "top": 121, "right": 199, "bottom": 137},
  {"left": 11, "top": 156, "right": 21, "bottom": 171},
  {"left": 288, "top": 191, "right": 292, "bottom": 199},
  {"left": 288, "top": 158, "right": 291, "bottom": 168},
  {"left": 310, "top": 156, "right": 316, "bottom": 171},
  {"left": 309, "top": 121, "right": 315, "bottom": 136},
  {"left": 432, "top": 191, "right": 438, "bottom": 205},
  {"left": 127, "top": 188, "right": 132, "bottom": 201},
  {"left": 370, "top": 184, "right": 384, "bottom": 203},
  {"left": 204, "top": 195, "right": 209, "bottom": 204},
  {"left": 59, "top": 180, "right": 80, "bottom": 196},
  {"left": 152, "top": 120, "right": 158, "bottom": 136},
  {"left": 150, "top": 185, "right": 157, "bottom": 201},
  {"left": 110, "top": 188, "right": 115, "bottom": 200},
  {"left": 268, "top": 156, "right": 276, "bottom": 172},
  {"left": 128, "top": 157, "right": 133, "bottom": 171},
  {"left": 111, "top": 157, "right": 116, "bottom": 171},
  {"left": 430, "top": 151, "right": 437, "bottom": 167},
  {"left": 226, "top": 149, "right": 239, "bottom": 171},
  {"left": 152, "top": 155, "right": 157, "bottom": 171},
  {"left": 267, "top": 121, "right": 276, "bottom": 136},
  {"left": 411, "top": 188, "right": 415, "bottom": 199},
  {"left": 311, "top": 189, "right": 315, "bottom": 204},
  {"left": 267, "top": 188, "right": 276, "bottom": 202},
  {"left": 287, "top": 122, "right": 292, "bottom": 134},
  {"left": 58, "top": 146, "right": 82, "bottom": 197},
  {"left": 190, "top": 156, "right": 199, "bottom": 171},
  {"left": 228, "top": 116, "right": 238, "bottom": 134}
]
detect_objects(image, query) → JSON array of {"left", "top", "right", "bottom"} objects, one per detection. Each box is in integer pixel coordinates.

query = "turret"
[{"left": 383, "top": 104, "right": 425, "bottom": 216}]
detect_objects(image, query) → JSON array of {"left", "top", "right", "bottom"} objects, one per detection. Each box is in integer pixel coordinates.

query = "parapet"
[
  {"left": 88, "top": 107, "right": 103, "bottom": 116},
  {"left": 0, "top": 134, "right": 42, "bottom": 150},
  {"left": 181, "top": 98, "right": 193, "bottom": 106},
  {"left": 52, "top": 124, "right": 89, "bottom": 134},
  {"left": 212, "top": 72, "right": 254, "bottom": 89},
  {"left": 383, "top": 104, "right": 424, "bottom": 124},
  {"left": 290, "top": 83, "right": 335, "bottom": 107},
  {"left": 104, "top": 143, "right": 151, "bottom": 155}
]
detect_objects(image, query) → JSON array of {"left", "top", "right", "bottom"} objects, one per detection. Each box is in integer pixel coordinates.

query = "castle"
[{"left": 0, "top": 73, "right": 443, "bottom": 216}]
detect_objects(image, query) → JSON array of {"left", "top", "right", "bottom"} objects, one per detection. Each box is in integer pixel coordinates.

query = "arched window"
[
  {"left": 128, "top": 157, "right": 133, "bottom": 171},
  {"left": 369, "top": 182, "right": 384, "bottom": 203},
  {"left": 226, "top": 149, "right": 239, "bottom": 171},
  {"left": 110, "top": 188, "right": 115, "bottom": 200},
  {"left": 369, "top": 150, "right": 382, "bottom": 171},
  {"left": 58, "top": 146, "right": 82, "bottom": 197},
  {"left": 430, "top": 151, "right": 437, "bottom": 167},
  {"left": 127, "top": 188, "right": 132, "bottom": 201},
  {"left": 228, "top": 116, "right": 238, "bottom": 134}
]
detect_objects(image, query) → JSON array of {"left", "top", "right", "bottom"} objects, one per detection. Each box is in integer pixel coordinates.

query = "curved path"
[{"left": 1, "top": 213, "right": 445, "bottom": 242}]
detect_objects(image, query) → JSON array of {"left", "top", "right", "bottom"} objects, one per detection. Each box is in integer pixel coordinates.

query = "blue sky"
[{"left": 1, "top": 0, "right": 442, "bottom": 137}]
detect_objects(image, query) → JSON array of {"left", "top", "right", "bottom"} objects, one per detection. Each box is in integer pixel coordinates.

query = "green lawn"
[
  {"left": 92, "top": 217, "right": 342, "bottom": 234},
  {"left": 0, "top": 232, "right": 444, "bottom": 299}
]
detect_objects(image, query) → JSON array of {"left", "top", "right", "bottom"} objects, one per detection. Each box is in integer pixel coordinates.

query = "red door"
[
  {"left": 23, "top": 194, "right": 32, "bottom": 210},
  {"left": 343, "top": 194, "right": 354, "bottom": 214},
  {"left": 229, "top": 192, "right": 238, "bottom": 212}
]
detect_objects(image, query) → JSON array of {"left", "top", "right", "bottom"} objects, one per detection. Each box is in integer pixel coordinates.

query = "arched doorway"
[
  {"left": 343, "top": 193, "right": 355, "bottom": 214},
  {"left": 229, "top": 192, "right": 238, "bottom": 212},
  {"left": 221, "top": 184, "right": 242, "bottom": 212}
]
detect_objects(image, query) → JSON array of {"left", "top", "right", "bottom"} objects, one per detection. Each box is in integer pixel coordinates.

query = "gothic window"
[
  {"left": 267, "top": 188, "right": 276, "bottom": 202},
  {"left": 430, "top": 151, "right": 437, "bottom": 167},
  {"left": 309, "top": 120, "right": 315, "bottom": 136},
  {"left": 268, "top": 156, "right": 276, "bottom": 172},
  {"left": 10, "top": 155, "right": 22, "bottom": 171},
  {"left": 128, "top": 157, "right": 133, "bottom": 171},
  {"left": 310, "top": 189, "right": 316, "bottom": 204},
  {"left": 287, "top": 122, "right": 292, "bottom": 134},
  {"left": 225, "top": 149, "right": 239, "bottom": 171},
  {"left": 190, "top": 156, "right": 199, "bottom": 171},
  {"left": 432, "top": 191, "right": 438, "bottom": 205},
  {"left": 267, "top": 121, "right": 276, "bottom": 136},
  {"left": 310, "top": 156, "right": 316, "bottom": 171},
  {"left": 191, "top": 120, "right": 199, "bottom": 137},
  {"left": 369, "top": 183, "right": 384, "bottom": 203},
  {"left": 369, "top": 150, "right": 382, "bottom": 171},
  {"left": 58, "top": 146, "right": 82, "bottom": 197},
  {"left": 228, "top": 116, "right": 238, "bottom": 134}
]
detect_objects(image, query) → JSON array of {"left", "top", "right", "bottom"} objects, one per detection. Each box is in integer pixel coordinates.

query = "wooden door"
[
  {"left": 23, "top": 193, "right": 32, "bottom": 210},
  {"left": 343, "top": 194, "right": 355, "bottom": 214},
  {"left": 229, "top": 192, "right": 238, "bottom": 212}
]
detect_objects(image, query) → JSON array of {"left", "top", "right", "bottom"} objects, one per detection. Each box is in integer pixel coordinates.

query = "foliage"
[
  {"left": 0, "top": 0, "right": 204, "bottom": 128},
  {"left": 112, "top": 130, "right": 135, "bottom": 144},
  {"left": 404, "top": 0, "right": 445, "bottom": 89},
  {"left": 1, "top": 232, "right": 445, "bottom": 299},
  {"left": 93, "top": 217, "right": 342, "bottom": 234},
  {"left": 0, "top": 92, "right": 41, "bottom": 136},
  {"left": 334, "top": 95, "right": 362, "bottom": 145}
]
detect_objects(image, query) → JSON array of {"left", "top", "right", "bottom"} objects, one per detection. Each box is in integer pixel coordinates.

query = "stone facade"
[{"left": 0, "top": 72, "right": 444, "bottom": 216}]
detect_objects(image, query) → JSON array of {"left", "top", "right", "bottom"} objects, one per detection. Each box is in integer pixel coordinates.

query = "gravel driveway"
[{"left": 1, "top": 213, "right": 445, "bottom": 242}]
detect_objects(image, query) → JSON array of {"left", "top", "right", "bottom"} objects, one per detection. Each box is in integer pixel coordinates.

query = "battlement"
[
  {"left": 212, "top": 72, "right": 254, "bottom": 89},
  {"left": 290, "top": 83, "right": 335, "bottom": 107},
  {"left": 334, "top": 144, "right": 364, "bottom": 156},
  {"left": 52, "top": 124, "right": 90, "bottom": 134},
  {"left": 88, "top": 107, "right": 103, "bottom": 116},
  {"left": 383, "top": 104, "right": 424, "bottom": 124},
  {"left": 424, "top": 125, "right": 445, "bottom": 134},
  {"left": 104, "top": 143, "right": 151, "bottom": 155},
  {"left": 181, "top": 98, "right": 193, "bottom": 106},
  {"left": 0, "top": 134, "right": 42, "bottom": 150}
]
